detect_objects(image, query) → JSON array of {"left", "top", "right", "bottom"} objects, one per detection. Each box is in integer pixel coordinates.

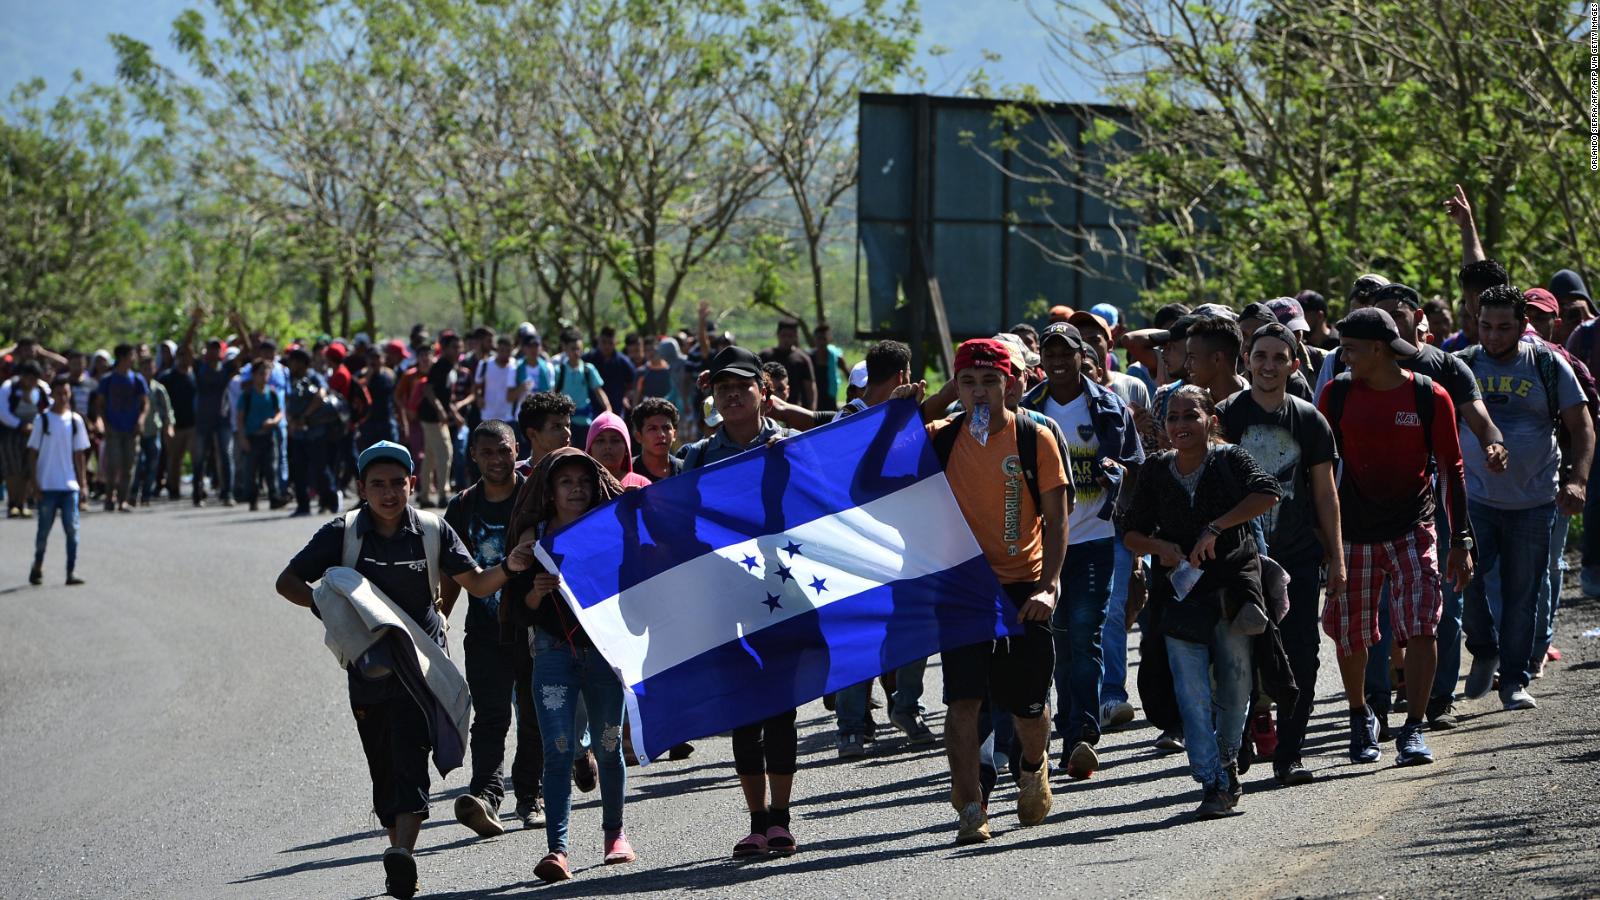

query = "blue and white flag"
[{"left": 534, "top": 399, "right": 1019, "bottom": 762}]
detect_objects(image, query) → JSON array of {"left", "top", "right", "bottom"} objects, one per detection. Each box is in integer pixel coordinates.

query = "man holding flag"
[{"left": 909, "top": 338, "right": 1070, "bottom": 844}]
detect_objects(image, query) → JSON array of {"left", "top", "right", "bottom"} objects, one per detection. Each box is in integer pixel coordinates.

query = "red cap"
[
  {"left": 384, "top": 339, "right": 410, "bottom": 358},
  {"left": 953, "top": 338, "right": 1016, "bottom": 377},
  {"left": 323, "top": 343, "right": 347, "bottom": 362},
  {"left": 1524, "top": 287, "right": 1560, "bottom": 315},
  {"left": 1048, "top": 305, "right": 1074, "bottom": 323}
]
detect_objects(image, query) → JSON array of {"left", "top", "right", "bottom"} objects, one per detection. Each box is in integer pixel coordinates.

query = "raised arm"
[{"left": 1443, "top": 183, "right": 1485, "bottom": 267}]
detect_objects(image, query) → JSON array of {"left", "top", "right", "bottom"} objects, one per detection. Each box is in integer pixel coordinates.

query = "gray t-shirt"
[{"left": 1459, "top": 343, "right": 1583, "bottom": 509}]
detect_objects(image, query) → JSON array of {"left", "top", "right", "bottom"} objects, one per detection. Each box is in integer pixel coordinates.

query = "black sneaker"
[
  {"left": 1425, "top": 695, "right": 1458, "bottom": 730},
  {"left": 1223, "top": 761, "right": 1242, "bottom": 808},
  {"left": 29, "top": 565, "right": 44, "bottom": 586},
  {"left": 382, "top": 847, "right": 418, "bottom": 899},
  {"left": 453, "top": 793, "right": 505, "bottom": 837},
  {"left": 668, "top": 742, "right": 696, "bottom": 760},
  {"left": 65, "top": 574, "right": 85, "bottom": 586},
  {"left": 1348, "top": 707, "right": 1381, "bottom": 763},
  {"left": 1273, "top": 760, "right": 1314, "bottom": 786}
]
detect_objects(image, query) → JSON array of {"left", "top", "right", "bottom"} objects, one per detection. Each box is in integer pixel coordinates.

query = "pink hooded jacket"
[{"left": 585, "top": 411, "right": 653, "bottom": 490}]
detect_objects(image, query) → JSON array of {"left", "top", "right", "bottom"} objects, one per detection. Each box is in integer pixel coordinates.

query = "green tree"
[
  {"left": 734, "top": 0, "right": 920, "bottom": 330},
  {"left": 0, "top": 74, "right": 174, "bottom": 344}
]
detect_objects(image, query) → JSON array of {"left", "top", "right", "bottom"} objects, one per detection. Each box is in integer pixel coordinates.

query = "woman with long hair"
[
  {"left": 504, "top": 448, "right": 636, "bottom": 881},
  {"left": 1121, "top": 385, "right": 1281, "bottom": 818}
]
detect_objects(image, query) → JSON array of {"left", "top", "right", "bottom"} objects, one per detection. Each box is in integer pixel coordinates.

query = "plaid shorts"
[{"left": 1324, "top": 521, "right": 1444, "bottom": 658}]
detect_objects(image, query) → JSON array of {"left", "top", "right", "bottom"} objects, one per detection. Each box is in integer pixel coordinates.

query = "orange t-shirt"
[{"left": 929, "top": 414, "right": 1068, "bottom": 584}]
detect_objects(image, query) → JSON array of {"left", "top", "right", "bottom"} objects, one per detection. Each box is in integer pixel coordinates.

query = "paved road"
[{"left": 2, "top": 502, "right": 1596, "bottom": 899}]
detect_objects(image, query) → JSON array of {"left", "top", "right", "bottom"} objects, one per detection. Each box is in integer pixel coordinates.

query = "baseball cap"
[
  {"left": 358, "top": 440, "right": 414, "bottom": 476},
  {"left": 1369, "top": 283, "right": 1422, "bottom": 310},
  {"left": 1047, "top": 305, "right": 1075, "bottom": 323},
  {"left": 1039, "top": 322, "right": 1091, "bottom": 354},
  {"left": 706, "top": 345, "right": 762, "bottom": 381},
  {"left": 1295, "top": 290, "right": 1327, "bottom": 314},
  {"left": 1068, "top": 311, "right": 1114, "bottom": 347},
  {"left": 1153, "top": 303, "right": 1191, "bottom": 329},
  {"left": 993, "top": 332, "right": 1040, "bottom": 369},
  {"left": 1549, "top": 268, "right": 1591, "bottom": 302},
  {"left": 1524, "top": 287, "right": 1560, "bottom": 314},
  {"left": 1348, "top": 273, "right": 1390, "bottom": 303},
  {"left": 953, "top": 338, "right": 1016, "bottom": 376},
  {"left": 1265, "top": 297, "right": 1310, "bottom": 332},
  {"left": 1191, "top": 303, "right": 1238, "bottom": 321},
  {"left": 1247, "top": 322, "right": 1302, "bottom": 357},
  {"left": 383, "top": 339, "right": 410, "bottom": 358},
  {"left": 1090, "top": 303, "right": 1121, "bottom": 328},
  {"left": 324, "top": 343, "right": 347, "bottom": 363},
  {"left": 1238, "top": 302, "right": 1275, "bottom": 326},
  {"left": 1336, "top": 307, "right": 1417, "bottom": 357},
  {"left": 848, "top": 360, "right": 868, "bottom": 390}
]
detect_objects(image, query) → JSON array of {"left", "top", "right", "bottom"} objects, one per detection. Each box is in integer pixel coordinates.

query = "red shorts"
[{"left": 1324, "top": 521, "right": 1444, "bottom": 658}]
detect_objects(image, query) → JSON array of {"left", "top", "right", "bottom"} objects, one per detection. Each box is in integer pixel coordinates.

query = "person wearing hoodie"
[
  {"left": 585, "top": 411, "right": 652, "bottom": 490},
  {"left": 504, "top": 448, "right": 637, "bottom": 882},
  {"left": 1556, "top": 268, "right": 1600, "bottom": 597}
]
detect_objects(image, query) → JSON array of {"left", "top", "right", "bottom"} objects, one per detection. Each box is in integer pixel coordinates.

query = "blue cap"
[
  {"left": 1090, "top": 303, "right": 1120, "bottom": 327},
  {"left": 357, "top": 440, "right": 414, "bottom": 476}
]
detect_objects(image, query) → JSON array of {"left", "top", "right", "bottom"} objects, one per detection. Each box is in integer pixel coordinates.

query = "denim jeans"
[
  {"left": 34, "top": 490, "right": 80, "bottom": 573},
  {"left": 1535, "top": 514, "right": 1570, "bottom": 663},
  {"left": 135, "top": 433, "right": 163, "bottom": 500},
  {"left": 531, "top": 631, "right": 626, "bottom": 854},
  {"left": 1052, "top": 537, "right": 1113, "bottom": 745},
  {"left": 464, "top": 634, "right": 542, "bottom": 808},
  {"left": 1100, "top": 541, "right": 1137, "bottom": 705},
  {"left": 192, "top": 423, "right": 233, "bottom": 501},
  {"left": 1583, "top": 452, "right": 1600, "bottom": 568},
  {"left": 1166, "top": 617, "right": 1252, "bottom": 789},
  {"left": 1273, "top": 554, "right": 1323, "bottom": 766},
  {"left": 242, "top": 430, "right": 283, "bottom": 504},
  {"left": 835, "top": 658, "right": 928, "bottom": 738},
  {"left": 1463, "top": 501, "right": 1555, "bottom": 691}
]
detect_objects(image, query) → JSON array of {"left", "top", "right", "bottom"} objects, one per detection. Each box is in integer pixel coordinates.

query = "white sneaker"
[
  {"left": 1500, "top": 686, "right": 1536, "bottom": 710},
  {"left": 1099, "top": 700, "right": 1136, "bottom": 731}
]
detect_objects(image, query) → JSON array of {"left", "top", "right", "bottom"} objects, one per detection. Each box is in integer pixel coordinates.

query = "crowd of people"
[{"left": 3, "top": 185, "right": 1595, "bottom": 899}]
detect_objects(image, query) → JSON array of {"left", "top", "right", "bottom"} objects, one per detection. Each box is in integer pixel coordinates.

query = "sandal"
[
  {"left": 765, "top": 825, "right": 797, "bottom": 855},
  {"left": 732, "top": 832, "right": 768, "bottom": 857}
]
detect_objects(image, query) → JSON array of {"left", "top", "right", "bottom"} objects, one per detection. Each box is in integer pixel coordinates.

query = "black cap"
[
  {"left": 1039, "top": 321, "right": 1090, "bottom": 354},
  {"left": 1369, "top": 283, "right": 1422, "bottom": 310},
  {"left": 1247, "top": 322, "right": 1301, "bottom": 357},
  {"left": 707, "top": 345, "right": 762, "bottom": 381},
  {"left": 1348, "top": 273, "right": 1390, "bottom": 303},
  {"left": 1149, "top": 314, "right": 1203, "bottom": 347},
  {"left": 1295, "top": 290, "right": 1327, "bottom": 314},
  {"left": 1153, "top": 302, "right": 1191, "bottom": 330},
  {"left": 1335, "top": 307, "right": 1417, "bottom": 358},
  {"left": 1239, "top": 302, "right": 1275, "bottom": 326}
]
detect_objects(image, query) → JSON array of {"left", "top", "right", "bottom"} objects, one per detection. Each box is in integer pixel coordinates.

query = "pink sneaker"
[{"left": 604, "top": 828, "right": 637, "bottom": 865}]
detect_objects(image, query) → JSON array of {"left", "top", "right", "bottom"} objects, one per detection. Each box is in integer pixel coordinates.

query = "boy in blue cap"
[{"left": 275, "top": 440, "right": 537, "bottom": 899}]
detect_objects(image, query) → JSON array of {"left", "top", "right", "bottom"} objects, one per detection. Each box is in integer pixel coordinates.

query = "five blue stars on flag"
[{"left": 735, "top": 539, "right": 830, "bottom": 613}]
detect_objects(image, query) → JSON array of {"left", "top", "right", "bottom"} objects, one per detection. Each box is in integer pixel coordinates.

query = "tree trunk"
[{"left": 317, "top": 266, "right": 334, "bottom": 335}]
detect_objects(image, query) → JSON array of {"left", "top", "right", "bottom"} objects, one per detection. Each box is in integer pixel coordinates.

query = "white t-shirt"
[
  {"left": 1043, "top": 393, "right": 1114, "bottom": 544},
  {"left": 26, "top": 410, "right": 90, "bottom": 492},
  {"left": 477, "top": 358, "right": 521, "bottom": 422}
]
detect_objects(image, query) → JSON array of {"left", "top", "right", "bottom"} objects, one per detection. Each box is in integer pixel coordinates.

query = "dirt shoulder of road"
[{"left": 1247, "top": 580, "right": 1600, "bottom": 900}]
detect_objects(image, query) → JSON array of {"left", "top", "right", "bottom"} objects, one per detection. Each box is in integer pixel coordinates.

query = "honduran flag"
[{"left": 533, "top": 398, "right": 1020, "bottom": 762}]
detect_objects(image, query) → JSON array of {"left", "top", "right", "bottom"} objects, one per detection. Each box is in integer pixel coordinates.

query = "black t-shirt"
[
  {"left": 289, "top": 507, "right": 477, "bottom": 700},
  {"left": 443, "top": 479, "right": 521, "bottom": 638},
  {"left": 419, "top": 358, "right": 456, "bottom": 423},
  {"left": 361, "top": 368, "right": 396, "bottom": 438},
  {"left": 505, "top": 549, "right": 590, "bottom": 646},
  {"left": 632, "top": 452, "right": 683, "bottom": 483},
  {"left": 158, "top": 367, "right": 197, "bottom": 430},
  {"left": 1407, "top": 342, "right": 1480, "bottom": 409},
  {"left": 761, "top": 346, "right": 816, "bottom": 392},
  {"left": 1217, "top": 391, "right": 1338, "bottom": 559},
  {"left": 1286, "top": 370, "right": 1314, "bottom": 404},
  {"left": 193, "top": 359, "right": 239, "bottom": 427}
]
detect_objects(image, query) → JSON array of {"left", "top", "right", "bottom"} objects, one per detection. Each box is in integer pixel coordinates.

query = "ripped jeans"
[{"left": 531, "top": 630, "right": 627, "bottom": 854}]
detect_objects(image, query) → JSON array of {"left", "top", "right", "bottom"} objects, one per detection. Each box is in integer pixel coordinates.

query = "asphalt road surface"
[{"left": 3, "top": 501, "right": 1597, "bottom": 899}]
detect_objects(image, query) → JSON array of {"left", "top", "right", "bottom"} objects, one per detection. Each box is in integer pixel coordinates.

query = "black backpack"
[
  {"left": 931, "top": 410, "right": 1043, "bottom": 515},
  {"left": 1325, "top": 371, "right": 1437, "bottom": 459}
]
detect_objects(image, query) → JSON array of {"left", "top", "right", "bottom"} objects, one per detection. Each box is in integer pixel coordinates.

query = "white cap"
[{"left": 848, "top": 360, "right": 869, "bottom": 389}]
